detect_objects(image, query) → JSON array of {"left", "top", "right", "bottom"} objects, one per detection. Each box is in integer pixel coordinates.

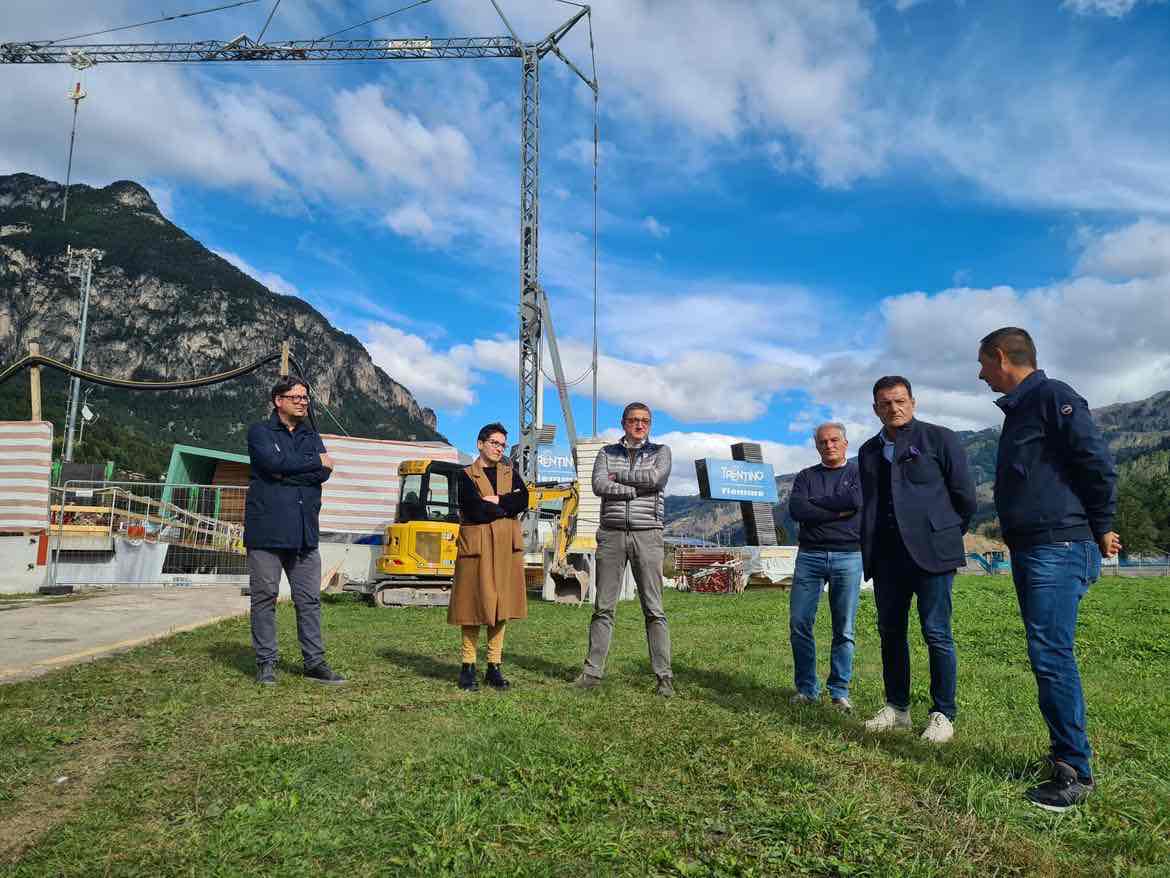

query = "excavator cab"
[{"left": 374, "top": 460, "right": 464, "bottom": 584}]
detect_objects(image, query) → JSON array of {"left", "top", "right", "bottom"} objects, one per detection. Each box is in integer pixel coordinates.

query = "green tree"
[{"left": 1115, "top": 475, "right": 1161, "bottom": 555}]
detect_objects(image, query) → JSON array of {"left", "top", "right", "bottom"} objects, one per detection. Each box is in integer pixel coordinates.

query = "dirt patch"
[{"left": 0, "top": 722, "right": 138, "bottom": 865}]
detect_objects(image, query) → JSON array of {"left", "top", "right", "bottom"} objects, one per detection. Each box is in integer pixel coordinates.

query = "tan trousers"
[{"left": 461, "top": 622, "right": 506, "bottom": 664}]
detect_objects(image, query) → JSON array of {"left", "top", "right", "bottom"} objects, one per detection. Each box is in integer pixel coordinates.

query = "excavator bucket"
[{"left": 548, "top": 554, "right": 591, "bottom": 603}]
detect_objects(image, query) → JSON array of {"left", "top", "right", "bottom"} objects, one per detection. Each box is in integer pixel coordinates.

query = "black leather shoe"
[
  {"left": 485, "top": 663, "right": 511, "bottom": 690},
  {"left": 304, "top": 662, "right": 347, "bottom": 685},
  {"left": 256, "top": 662, "right": 276, "bottom": 686},
  {"left": 458, "top": 662, "right": 479, "bottom": 691}
]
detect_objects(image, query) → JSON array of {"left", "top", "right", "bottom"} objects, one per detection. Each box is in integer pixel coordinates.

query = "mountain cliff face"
[{"left": 0, "top": 173, "right": 442, "bottom": 471}]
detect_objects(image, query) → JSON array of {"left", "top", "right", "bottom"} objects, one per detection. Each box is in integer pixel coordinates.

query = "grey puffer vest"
[{"left": 591, "top": 440, "right": 672, "bottom": 531}]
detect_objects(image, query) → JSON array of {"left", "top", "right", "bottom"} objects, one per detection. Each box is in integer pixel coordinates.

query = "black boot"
[
  {"left": 485, "top": 663, "right": 510, "bottom": 690},
  {"left": 458, "top": 663, "right": 479, "bottom": 691}
]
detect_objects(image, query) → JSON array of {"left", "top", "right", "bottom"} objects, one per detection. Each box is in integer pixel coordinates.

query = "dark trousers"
[
  {"left": 872, "top": 531, "right": 957, "bottom": 720},
  {"left": 1010, "top": 540, "right": 1099, "bottom": 780},
  {"left": 247, "top": 547, "right": 326, "bottom": 669}
]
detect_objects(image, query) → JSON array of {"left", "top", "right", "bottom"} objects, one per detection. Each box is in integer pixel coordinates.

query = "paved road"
[{"left": 0, "top": 588, "right": 251, "bottom": 683}]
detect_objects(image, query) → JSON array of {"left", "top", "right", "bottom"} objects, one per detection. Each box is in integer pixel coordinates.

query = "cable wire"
[
  {"left": 256, "top": 0, "right": 282, "bottom": 42},
  {"left": 25, "top": 1, "right": 259, "bottom": 46},
  {"left": 0, "top": 351, "right": 280, "bottom": 390},
  {"left": 318, "top": 0, "right": 433, "bottom": 41}
]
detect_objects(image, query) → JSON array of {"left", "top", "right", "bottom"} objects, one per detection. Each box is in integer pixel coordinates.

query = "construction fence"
[{"left": 48, "top": 481, "right": 247, "bottom": 590}]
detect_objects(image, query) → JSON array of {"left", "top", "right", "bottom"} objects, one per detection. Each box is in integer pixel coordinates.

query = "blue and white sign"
[
  {"left": 537, "top": 446, "right": 576, "bottom": 483},
  {"left": 695, "top": 458, "right": 779, "bottom": 503}
]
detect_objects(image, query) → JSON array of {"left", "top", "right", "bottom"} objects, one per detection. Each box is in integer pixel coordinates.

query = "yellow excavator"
[{"left": 348, "top": 458, "right": 587, "bottom": 607}]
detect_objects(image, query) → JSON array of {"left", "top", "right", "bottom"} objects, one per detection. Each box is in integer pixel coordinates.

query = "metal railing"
[{"left": 48, "top": 480, "right": 247, "bottom": 590}]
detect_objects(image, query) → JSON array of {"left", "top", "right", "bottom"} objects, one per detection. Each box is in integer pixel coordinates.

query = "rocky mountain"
[
  {"left": 0, "top": 173, "right": 442, "bottom": 476},
  {"left": 665, "top": 389, "right": 1170, "bottom": 544}
]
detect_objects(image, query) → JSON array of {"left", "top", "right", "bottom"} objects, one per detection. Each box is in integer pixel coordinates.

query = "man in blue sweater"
[
  {"left": 978, "top": 327, "right": 1119, "bottom": 811},
  {"left": 787, "top": 422, "right": 864, "bottom": 711}
]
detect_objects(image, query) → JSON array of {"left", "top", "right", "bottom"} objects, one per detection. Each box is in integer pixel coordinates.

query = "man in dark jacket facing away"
[
  {"left": 787, "top": 422, "right": 864, "bottom": 712},
  {"left": 245, "top": 378, "right": 345, "bottom": 686},
  {"left": 978, "top": 327, "right": 1119, "bottom": 811},
  {"left": 858, "top": 376, "right": 977, "bottom": 744}
]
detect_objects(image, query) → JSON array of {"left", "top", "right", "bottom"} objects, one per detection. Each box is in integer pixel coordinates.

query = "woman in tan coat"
[{"left": 449, "top": 422, "right": 529, "bottom": 690}]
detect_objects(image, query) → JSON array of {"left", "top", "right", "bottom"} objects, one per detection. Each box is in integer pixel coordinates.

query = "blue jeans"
[
  {"left": 1010, "top": 540, "right": 1099, "bottom": 780},
  {"left": 872, "top": 536, "right": 958, "bottom": 720},
  {"left": 789, "top": 549, "right": 863, "bottom": 700}
]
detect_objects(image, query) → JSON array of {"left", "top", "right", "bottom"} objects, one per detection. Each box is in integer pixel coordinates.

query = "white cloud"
[
  {"left": 1061, "top": 0, "right": 1148, "bottom": 16},
  {"left": 335, "top": 84, "right": 472, "bottom": 191},
  {"left": 439, "top": 0, "right": 881, "bottom": 187},
  {"left": 1076, "top": 218, "right": 1170, "bottom": 279},
  {"left": 894, "top": 0, "right": 931, "bottom": 10},
  {"left": 641, "top": 216, "right": 670, "bottom": 239},
  {"left": 800, "top": 221, "right": 1170, "bottom": 431},
  {"left": 212, "top": 249, "right": 299, "bottom": 296},
  {"left": 363, "top": 324, "right": 477, "bottom": 412},
  {"left": 385, "top": 203, "right": 438, "bottom": 242}
]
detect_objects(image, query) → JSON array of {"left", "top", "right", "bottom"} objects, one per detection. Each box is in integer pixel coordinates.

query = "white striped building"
[
  {"left": 0, "top": 422, "right": 53, "bottom": 532},
  {"left": 318, "top": 434, "right": 460, "bottom": 538}
]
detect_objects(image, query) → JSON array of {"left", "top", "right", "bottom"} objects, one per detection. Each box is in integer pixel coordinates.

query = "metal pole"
[
  {"left": 591, "top": 79, "right": 599, "bottom": 437},
  {"left": 64, "top": 253, "right": 95, "bottom": 462},
  {"left": 517, "top": 45, "right": 542, "bottom": 550},
  {"left": 62, "top": 82, "right": 86, "bottom": 223}
]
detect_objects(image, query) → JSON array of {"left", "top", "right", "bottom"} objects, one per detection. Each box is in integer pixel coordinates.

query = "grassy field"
[{"left": 2, "top": 575, "right": 1168, "bottom": 877}]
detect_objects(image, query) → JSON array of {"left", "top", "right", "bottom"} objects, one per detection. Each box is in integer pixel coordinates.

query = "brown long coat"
[{"left": 447, "top": 460, "right": 528, "bottom": 626}]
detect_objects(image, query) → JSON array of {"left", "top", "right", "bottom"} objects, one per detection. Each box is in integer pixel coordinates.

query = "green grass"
[{"left": 2, "top": 576, "right": 1168, "bottom": 877}]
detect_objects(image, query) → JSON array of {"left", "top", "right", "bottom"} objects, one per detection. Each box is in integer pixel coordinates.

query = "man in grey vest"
[{"left": 574, "top": 402, "right": 674, "bottom": 696}]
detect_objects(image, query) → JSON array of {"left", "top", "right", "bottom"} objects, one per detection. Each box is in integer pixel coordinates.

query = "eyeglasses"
[
  {"left": 624, "top": 417, "right": 651, "bottom": 426},
  {"left": 484, "top": 440, "right": 507, "bottom": 449},
  {"left": 279, "top": 394, "right": 310, "bottom": 403}
]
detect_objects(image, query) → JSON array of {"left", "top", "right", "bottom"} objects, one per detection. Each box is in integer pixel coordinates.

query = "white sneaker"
[
  {"left": 920, "top": 711, "right": 954, "bottom": 744},
  {"left": 789, "top": 692, "right": 819, "bottom": 705},
  {"left": 864, "top": 704, "right": 912, "bottom": 732}
]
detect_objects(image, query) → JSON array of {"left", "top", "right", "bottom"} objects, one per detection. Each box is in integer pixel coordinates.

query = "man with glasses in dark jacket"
[
  {"left": 574, "top": 402, "right": 674, "bottom": 697},
  {"left": 244, "top": 377, "right": 346, "bottom": 686}
]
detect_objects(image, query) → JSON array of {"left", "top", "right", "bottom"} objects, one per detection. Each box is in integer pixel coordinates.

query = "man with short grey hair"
[
  {"left": 574, "top": 402, "right": 674, "bottom": 696},
  {"left": 787, "top": 422, "right": 863, "bottom": 711}
]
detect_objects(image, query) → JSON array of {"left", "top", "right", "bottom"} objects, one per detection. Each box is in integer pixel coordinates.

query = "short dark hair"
[
  {"left": 622, "top": 402, "right": 651, "bottom": 422},
  {"left": 477, "top": 422, "right": 508, "bottom": 443},
  {"left": 980, "top": 326, "right": 1037, "bottom": 368},
  {"left": 872, "top": 375, "right": 913, "bottom": 400},
  {"left": 270, "top": 377, "right": 307, "bottom": 407}
]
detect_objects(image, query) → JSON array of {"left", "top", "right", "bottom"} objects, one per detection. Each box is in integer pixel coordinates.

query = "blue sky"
[{"left": 4, "top": 0, "right": 1170, "bottom": 491}]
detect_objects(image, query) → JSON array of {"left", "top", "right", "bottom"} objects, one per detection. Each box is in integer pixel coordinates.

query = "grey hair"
[{"left": 813, "top": 422, "right": 847, "bottom": 442}]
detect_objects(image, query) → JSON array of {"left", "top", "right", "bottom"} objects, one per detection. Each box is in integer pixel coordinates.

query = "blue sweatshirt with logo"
[{"left": 788, "top": 459, "right": 862, "bottom": 551}]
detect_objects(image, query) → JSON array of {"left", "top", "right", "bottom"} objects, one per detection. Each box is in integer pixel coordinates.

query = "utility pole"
[{"left": 63, "top": 246, "right": 104, "bottom": 462}]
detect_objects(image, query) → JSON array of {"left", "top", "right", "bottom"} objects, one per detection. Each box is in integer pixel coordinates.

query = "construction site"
[{"left": 2, "top": 4, "right": 1169, "bottom": 876}]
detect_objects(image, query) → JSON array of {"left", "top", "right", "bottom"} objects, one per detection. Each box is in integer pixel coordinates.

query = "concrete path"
[{"left": 0, "top": 588, "right": 251, "bottom": 683}]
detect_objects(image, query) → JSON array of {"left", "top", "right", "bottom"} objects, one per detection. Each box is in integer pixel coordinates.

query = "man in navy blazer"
[
  {"left": 857, "top": 376, "right": 976, "bottom": 743},
  {"left": 244, "top": 377, "right": 345, "bottom": 686}
]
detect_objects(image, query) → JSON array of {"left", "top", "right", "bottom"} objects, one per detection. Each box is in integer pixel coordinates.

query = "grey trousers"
[
  {"left": 247, "top": 547, "right": 326, "bottom": 669},
  {"left": 584, "top": 527, "right": 672, "bottom": 679}
]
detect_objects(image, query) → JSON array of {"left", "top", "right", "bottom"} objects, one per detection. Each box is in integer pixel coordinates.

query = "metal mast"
[
  {"left": 63, "top": 246, "right": 104, "bottom": 462},
  {"left": 2, "top": 8, "right": 600, "bottom": 495}
]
